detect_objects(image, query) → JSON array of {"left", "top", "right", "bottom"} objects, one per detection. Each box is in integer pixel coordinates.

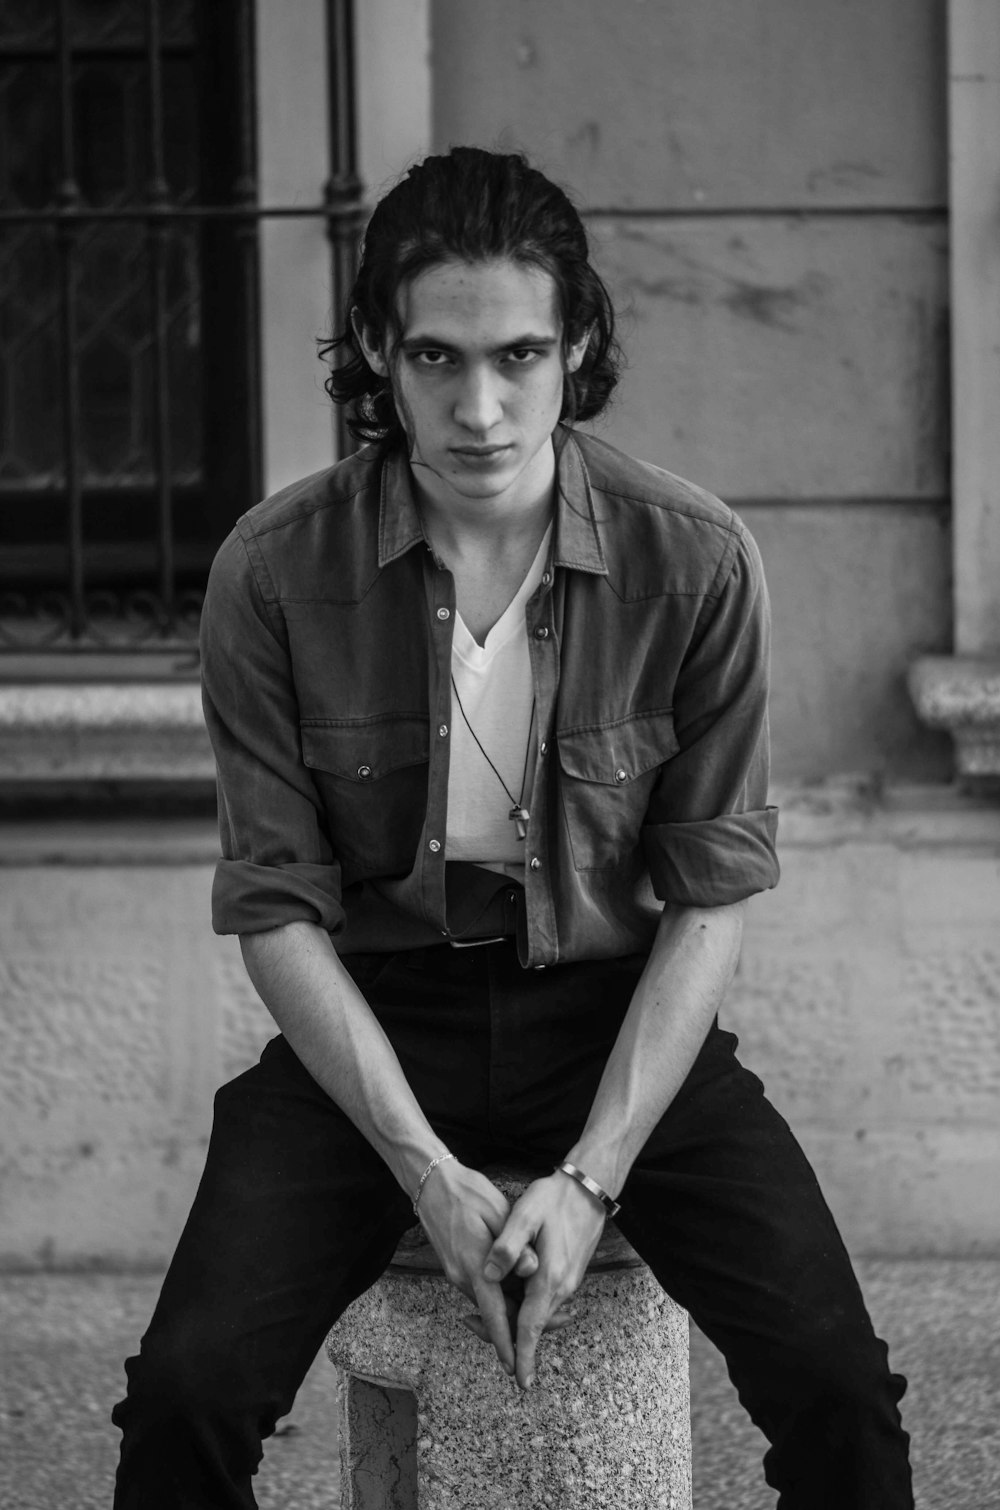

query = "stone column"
[
  {"left": 327, "top": 1175, "right": 691, "bottom": 1510},
  {"left": 910, "top": 2, "right": 1000, "bottom": 778}
]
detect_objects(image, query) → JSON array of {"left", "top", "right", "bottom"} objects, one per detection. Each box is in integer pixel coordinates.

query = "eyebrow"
[{"left": 399, "top": 334, "right": 560, "bottom": 354}]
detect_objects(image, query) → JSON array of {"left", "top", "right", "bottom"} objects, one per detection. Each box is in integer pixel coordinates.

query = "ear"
[
  {"left": 564, "top": 327, "right": 592, "bottom": 375},
  {"left": 351, "top": 308, "right": 390, "bottom": 378}
]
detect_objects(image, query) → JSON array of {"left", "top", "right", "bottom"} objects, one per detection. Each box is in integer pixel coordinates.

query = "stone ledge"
[
  {"left": 3, "top": 782, "right": 1000, "bottom": 861},
  {"left": 770, "top": 778, "right": 1000, "bottom": 846},
  {"left": 908, "top": 656, "right": 1000, "bottom": 778},
  {"left": 0, "top": 817, "right": 221, "bottom": 865},
  {"left": 0, "top": 683, "right": 213, "bottom": 782}
]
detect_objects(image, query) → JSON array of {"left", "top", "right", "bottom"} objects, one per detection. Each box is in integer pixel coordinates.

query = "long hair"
[{"left": 321, "top": 147, "right": 622, "bottom": 446}]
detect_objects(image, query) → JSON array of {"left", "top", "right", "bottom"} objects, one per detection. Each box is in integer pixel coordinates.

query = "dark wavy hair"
[{"left": 321, "top": 147, "right": 622, "bottom": 446}]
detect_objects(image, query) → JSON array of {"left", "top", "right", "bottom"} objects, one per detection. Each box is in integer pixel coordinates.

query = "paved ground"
[{"left": 1, "top": 1261, "right": 998, "bottom": 1509}]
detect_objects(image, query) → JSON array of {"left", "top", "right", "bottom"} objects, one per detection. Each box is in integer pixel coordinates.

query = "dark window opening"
[{"left": 0, "top": 0, "right": 262, "bottom": 660}]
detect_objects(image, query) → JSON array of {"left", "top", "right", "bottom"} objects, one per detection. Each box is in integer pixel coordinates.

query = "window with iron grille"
[{"left": 0, "top": 0, "right": 360, "bottom": 671}]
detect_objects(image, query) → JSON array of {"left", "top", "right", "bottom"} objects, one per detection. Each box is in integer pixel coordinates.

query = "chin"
[
  {"left": 447, "top": 466, "right": 519, "bottom": 497},
  {"left": 453, "top": 478, "right": 514, "bottom": 501}
]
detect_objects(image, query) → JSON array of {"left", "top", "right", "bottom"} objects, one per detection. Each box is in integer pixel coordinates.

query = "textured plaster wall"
[
  {"left": 0, "top": 858, "right": 274, "bottom": 1270},
  {"left": 1, "top": 803, "right": 998, "bottom": 1269},
  {"left": 725, "top": 822, "right": 1000, "bottom": 1256}
]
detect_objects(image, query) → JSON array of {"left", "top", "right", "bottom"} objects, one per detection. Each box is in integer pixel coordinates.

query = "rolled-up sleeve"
[
  {"left": 201, "top": 525, "right": 346, "bottom": 936},
  {"left": 641, "top": 522, "right": 779, "bottom": 906}
]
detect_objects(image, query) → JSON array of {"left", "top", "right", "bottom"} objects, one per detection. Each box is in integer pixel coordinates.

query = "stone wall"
[
  {"left": 432, "top": 0, "right": 952, "bottom": 784},
  {"left": 728, "top": 788, "right": 1000, "bottom": 1256},
  {"left": 0, "top": 828, "right": 272, "bottom": 1269},
  {"left": 2, "top": 790, "right": 998, "bottom": 1269},
  {"left": 1, "top": 0, "right": 995, "bottom": 1276}
]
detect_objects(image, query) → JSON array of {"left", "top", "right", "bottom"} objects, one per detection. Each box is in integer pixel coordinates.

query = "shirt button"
[
  {"left": 357, "top": 764, "right": 372, "bottom": 780},
  {"left": 541, "top": 571, "right": 552, "bottom": 586},
  {"left": 529, "top": 856, "right": 542, "bottom": 871},
  {"left": 614, "top": 768, "right": 628, "bottom": 783},
  {"left": 438, "top": 724, "right": 449, "bottom": 738},
  {"left": 539, "top": 740, "right": 548, "bottom": 755},
  {"left": 436, "top": 606, "right": 451, "bottom": 621},
  {"left": 533, "top": 626, "right": 549, "bottom": 640},
  {"left": 428, "top": 839, "right": 442, "bottom": 853}
]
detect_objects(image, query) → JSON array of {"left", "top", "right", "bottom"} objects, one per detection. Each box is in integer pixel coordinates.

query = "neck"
[
  {"left": 419, "top": 490, "right": 553, "bottom": 563},
  {"left": 411, "top": 439, "right": 557, "bottom": 558}
]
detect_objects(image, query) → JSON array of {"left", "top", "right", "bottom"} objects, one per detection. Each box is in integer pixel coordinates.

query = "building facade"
[{"left": 1, "top": 0, "right": 998, "bottom": 1266}]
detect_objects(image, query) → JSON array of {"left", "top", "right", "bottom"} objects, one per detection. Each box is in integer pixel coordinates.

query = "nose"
[{"left": 453, "top": 364, "right": 503, "bottom": 433}]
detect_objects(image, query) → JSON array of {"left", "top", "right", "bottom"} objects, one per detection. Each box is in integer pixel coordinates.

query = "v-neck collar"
[{"left": 452, "top": 523, "right": 552, "bottom": 665}]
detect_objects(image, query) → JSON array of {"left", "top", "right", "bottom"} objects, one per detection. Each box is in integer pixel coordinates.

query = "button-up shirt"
[{"left": 201, "top": 428, "right": 779, "bottom": 966}]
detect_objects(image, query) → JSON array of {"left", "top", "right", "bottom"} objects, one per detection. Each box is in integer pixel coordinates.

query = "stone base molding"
[
  {"left": 0, "top": 683, "right": 213, "bottom": 784},
  {"left": 908, "top": 656, "right": 1000, "bottom": 779}
]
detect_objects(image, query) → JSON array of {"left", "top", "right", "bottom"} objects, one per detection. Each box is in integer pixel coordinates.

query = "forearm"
[
  {"left": 566, "top": 900, "right": 746, "bottom": 1198},
  {"left": 239, "top": 921, "right": 448, "bottom": 1196}
]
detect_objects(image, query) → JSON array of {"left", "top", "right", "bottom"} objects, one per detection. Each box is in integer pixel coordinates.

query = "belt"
[
  {"left": 448, "top": 933, "right": 509, "bottom": 949},
  {"left": 444, "top": 866, "right": 522, "bottom": 949}
]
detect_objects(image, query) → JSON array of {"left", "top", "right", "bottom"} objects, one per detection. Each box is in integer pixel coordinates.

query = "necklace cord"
[{"left": 450, "top": 674, "right": 536, "bottom": 809}]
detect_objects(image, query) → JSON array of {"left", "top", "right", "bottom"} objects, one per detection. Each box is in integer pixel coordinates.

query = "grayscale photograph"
[{"left": 1, "top": 3, "right": 998, "bottom": 1508}]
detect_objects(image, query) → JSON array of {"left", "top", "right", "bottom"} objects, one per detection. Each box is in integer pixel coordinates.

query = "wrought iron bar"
[
  {"left": 144, "top": 0, "right": 174, "bottom": 631},
  {"left": 232, "top": 0, "right": 263, "bottom": 508},
  {"left": 55, "top": 0, "right": 84, "bottom": 638},
  {"left": 0, "top": 204, "right": 342, "bottom": 223},
  {"left": 325, "top": 0, "right": 364, "bottom": 459}
]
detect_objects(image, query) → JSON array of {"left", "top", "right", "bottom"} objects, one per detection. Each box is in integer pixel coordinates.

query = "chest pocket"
[
  {"left": 300, "top": 715, "right": 429, "bottom": 876},
  {"left": 556, "top": 708, "right": 678, "bottom": 870}
]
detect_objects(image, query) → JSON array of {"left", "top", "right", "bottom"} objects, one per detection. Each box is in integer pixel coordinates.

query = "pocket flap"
[
  {"left": 300, "top": 716, "right": 429, "bottom": 781},
  {"left": 556, "top": 708, "right": 677, "bottom": 785}
]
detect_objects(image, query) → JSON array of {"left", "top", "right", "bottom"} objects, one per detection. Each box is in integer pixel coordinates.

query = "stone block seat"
[{"left": 326, "top": 1167, "right": 691, "bottom": 1509}]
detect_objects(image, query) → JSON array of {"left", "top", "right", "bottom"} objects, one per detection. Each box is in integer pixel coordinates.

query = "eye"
[
  {"left": 505, "top": 348, "right": 543, "bottom": 365},
  {"left": 410, "top": 348, "right": 453, "bottom": 368}
]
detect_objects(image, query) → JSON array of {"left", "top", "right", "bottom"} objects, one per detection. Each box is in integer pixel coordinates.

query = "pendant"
[{"left": 508, "top": 805, "right": 530, "bottom": 840}]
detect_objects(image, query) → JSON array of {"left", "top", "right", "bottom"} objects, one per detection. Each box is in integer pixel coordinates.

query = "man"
[{"left": 113, "top": 147, "right": 913, "bottom": 1507}]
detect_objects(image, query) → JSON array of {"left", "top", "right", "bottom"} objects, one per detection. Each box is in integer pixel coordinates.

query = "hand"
[
  {"left": 482, "top": 1171, "right": 607, "bottom": 1389},
  {"left": 414, "top": 1159, "right": 538, "bottom": 1377}
]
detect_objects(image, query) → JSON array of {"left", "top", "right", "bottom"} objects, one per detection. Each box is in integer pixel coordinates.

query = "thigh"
[
  {"left": 134, "top": 1033, "right": 417, "bottom": 1420},
  {"left": 615, "top": 1032, "right": 889, "bottom": 1411}
]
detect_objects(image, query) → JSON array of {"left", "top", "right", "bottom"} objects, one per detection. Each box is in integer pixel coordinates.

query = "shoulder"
[
  {"left": 211, "top": 445, "right": 384, "bottom": 604},
  {"left": 570, "top": 430, "right": 758, "bottom": 600},
  {"left": 573, "top": 429, "right": 734, "bottom": 527},
  {"left": 241, "top": 444, "right": 381, "bottom": 542}
]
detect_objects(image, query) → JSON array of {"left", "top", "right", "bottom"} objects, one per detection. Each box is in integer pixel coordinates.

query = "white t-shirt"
[{"left": 445, "top": 526, "right": 551, "bottom": 875}]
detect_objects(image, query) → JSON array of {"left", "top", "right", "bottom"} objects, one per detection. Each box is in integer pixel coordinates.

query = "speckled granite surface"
[
  {"left": 328, "top": 1264, "right": 690, "bottom": 1508},
  {"left": 1, "top": 1261, "right": 998, "bottom": 1509}
]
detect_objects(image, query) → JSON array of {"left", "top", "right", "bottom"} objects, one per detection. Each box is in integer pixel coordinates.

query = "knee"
[
  {"left": 119, "top": 1321, "right": 248, "bottom": 1425},
  {"left": 771, "top": 1312, "right": 902, "bottom": 1418}
]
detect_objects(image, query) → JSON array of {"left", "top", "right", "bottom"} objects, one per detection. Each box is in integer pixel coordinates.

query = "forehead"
[{"left": 397, "top": 258, "right": 561, "bottom": 345}]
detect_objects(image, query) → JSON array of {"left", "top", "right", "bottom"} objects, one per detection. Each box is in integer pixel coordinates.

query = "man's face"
[{"left": 358, "top": 257, "right": 587, "bottom": 512}]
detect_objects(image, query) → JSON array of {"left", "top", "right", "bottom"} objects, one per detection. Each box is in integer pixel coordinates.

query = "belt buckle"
[{"left": 448, "top": 934, "right": 506, "bottom": 949}]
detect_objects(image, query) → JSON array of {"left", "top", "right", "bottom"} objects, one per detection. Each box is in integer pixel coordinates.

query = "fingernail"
[
  {"left": 503, "top": 1362, "right": 514, "bottom": 1376},
  {"left": 524, "top": 1373, "right": 534, "bottom": 1390},
  {"left": 483, "top": 1262, "right": 502, "bottom": 1282}
]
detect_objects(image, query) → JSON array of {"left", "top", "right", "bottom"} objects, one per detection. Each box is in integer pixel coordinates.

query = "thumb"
[
  {"left": 514, "top": 1244, "right": 539, "bottom": 1278},
  {"left": 484, "top": 1210, "right": 536, "bottom": 1282}
]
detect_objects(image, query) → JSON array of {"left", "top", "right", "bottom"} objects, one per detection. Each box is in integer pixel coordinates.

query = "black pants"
[{"left": 112, "top": 942, "right": 913, "bottom": 1508}]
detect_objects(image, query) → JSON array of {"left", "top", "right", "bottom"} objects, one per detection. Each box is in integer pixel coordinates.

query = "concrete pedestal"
[{"left": 326, "top": 1177, "right": 691, "bottom": 1510}]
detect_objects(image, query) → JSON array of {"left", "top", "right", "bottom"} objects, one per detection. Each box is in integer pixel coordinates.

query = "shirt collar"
[
  {"left": 376, "top": 430, "right": 608, "bottom": 576},
  {"left": 551, "top": 429, "right": 608, "bottom": 575},
  {"left": 378, "top": 447, "right": 426, "bottom": 567}
]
